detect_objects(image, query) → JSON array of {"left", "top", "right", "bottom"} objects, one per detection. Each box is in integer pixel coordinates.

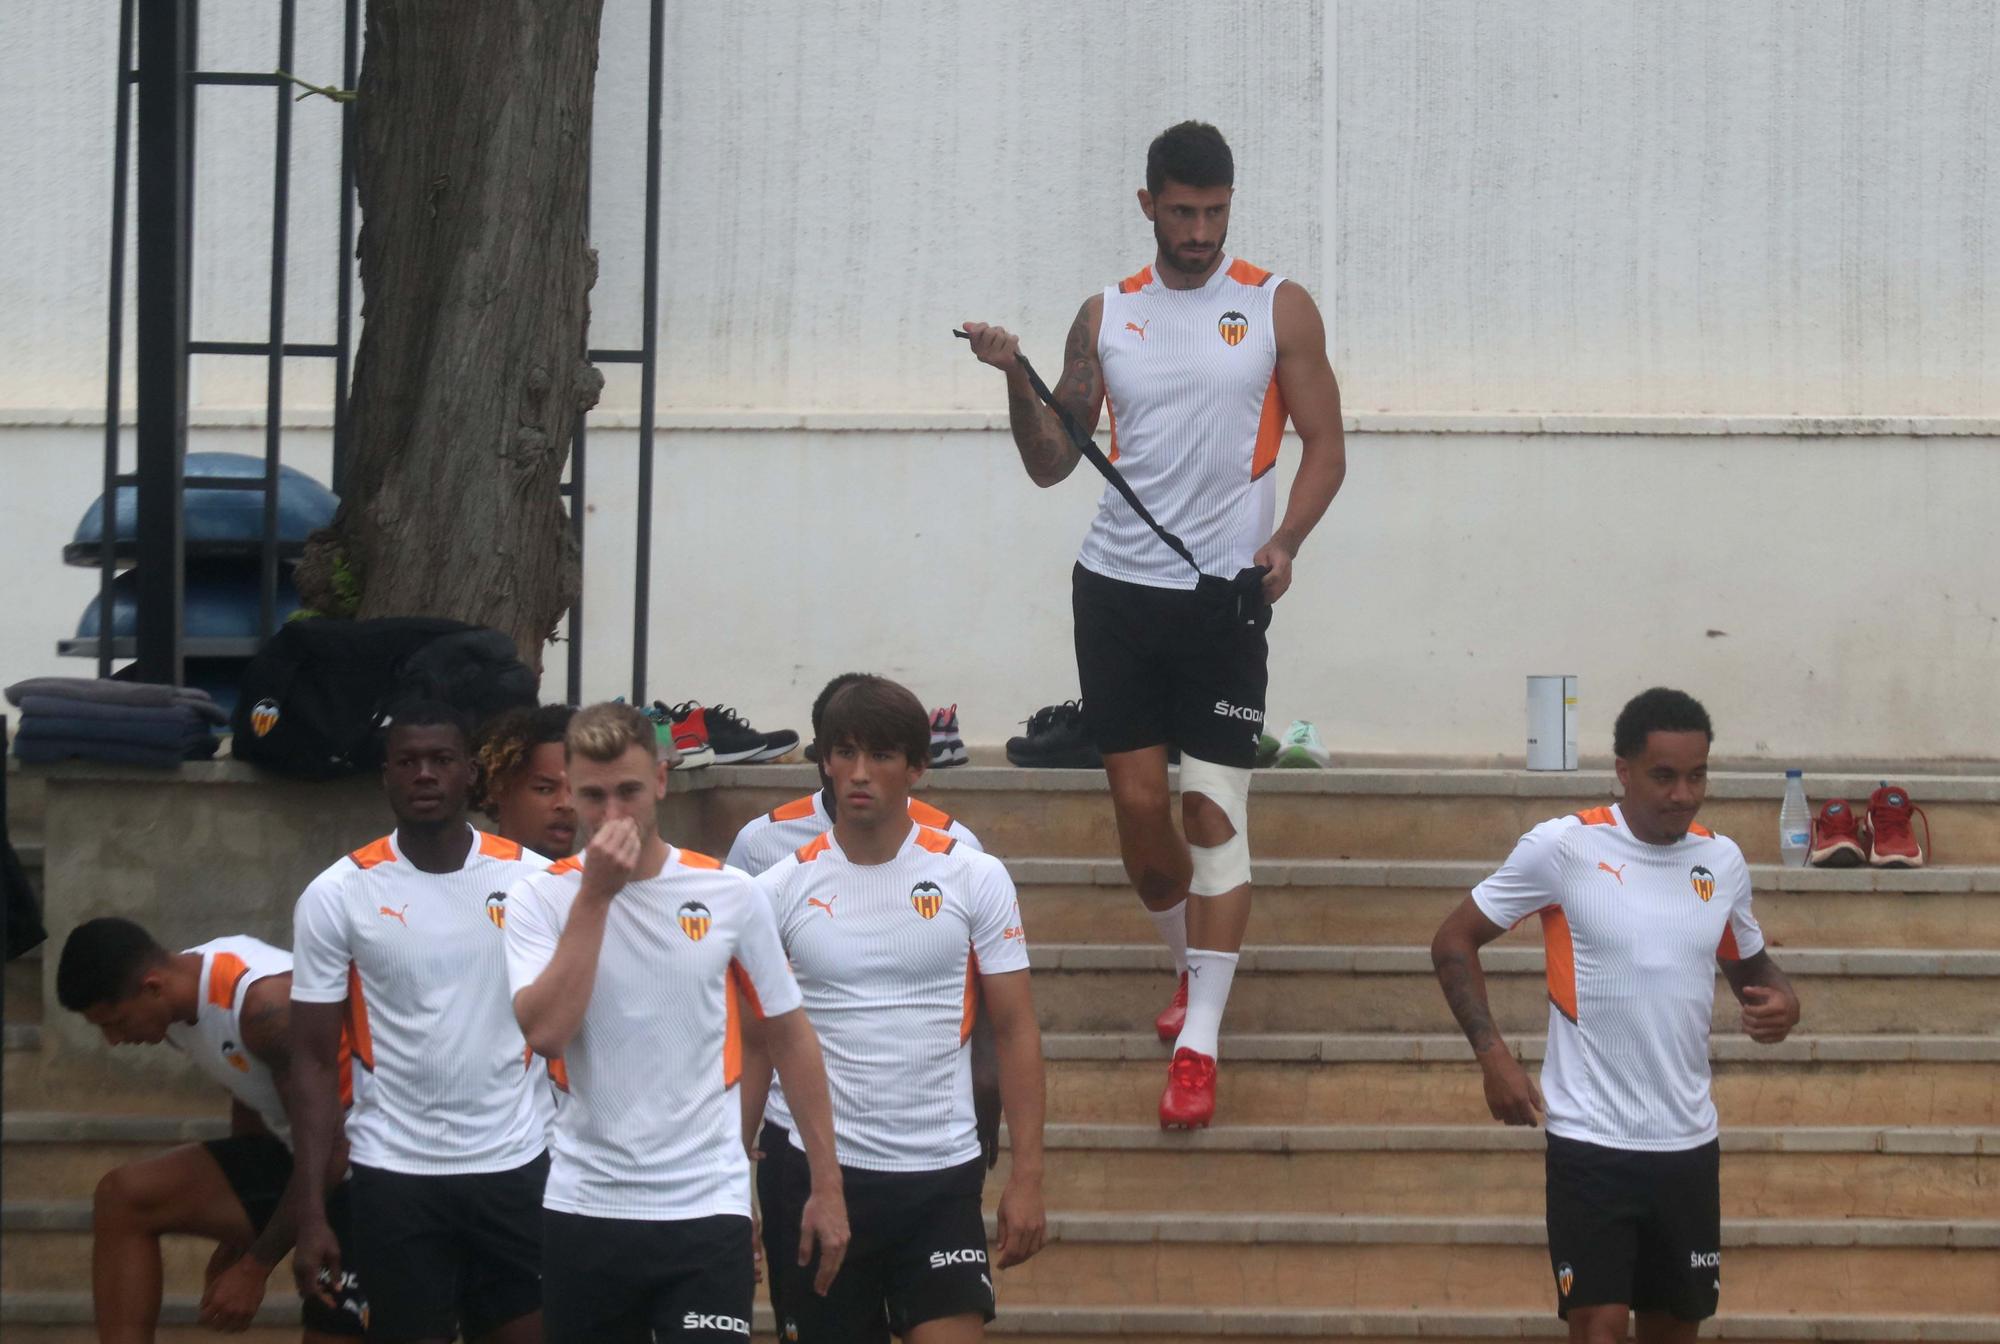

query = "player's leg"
[
  {"left": 652, "top": 1213, "right": 755, "bottom": 1341},
  {"left": 344, "top": 1164, "right": 464, "bottom": 1344},
  {"left": 784, "top": 1152, "right": 892, "bottom": 1344},
  {"left": 459, "top": 1153, "right": 552, "bottom": 1344},
  {"left": 885, "top": 1159, "right": 993, "bottom": 1344},
  {"left": 1626, "top": 1139, "right": 1721, "bottom": 1344},
  {"left": 92, "top": 1142, "right": 261, "bottom": 1344},
  {"left": 301, "top": 1177, "right": 370, "bottom": 1340},
  {"left": 540, "top": 1210, "right": 652, "bottom": 1344},
  {"left": 755, "top": 1121, "right": 797, "bottom": 1327},
  {"left": 1545, "top": 1135, "right": 1644, "bottom": 1344}
]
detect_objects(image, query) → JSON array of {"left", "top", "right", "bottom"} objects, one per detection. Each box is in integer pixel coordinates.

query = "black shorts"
[
  {"left": 780, "top": 1147, "right": 993, "bottom": 1343},
  {"left": 543, "top": 1208, "right": 754, "bottom": 1342},
  {"left": 202, "top": 1135, "right": 367, "bottom": 1336},
  {"left": 756, "top": 1121, "right": 798, "bottom": 1327},
  {"left": 1072, "top": 563, "right": 1269, "bottom": 768},
  {"left": 1546, "top": 1134, "right": 1722, "bottom": 1321},
  {"left": 347, "top": 1151, "right": 548, "bottom": 1341}
]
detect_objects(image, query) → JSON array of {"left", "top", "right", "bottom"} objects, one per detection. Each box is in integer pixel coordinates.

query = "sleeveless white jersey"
[
  {"left": 1080, "top": 255, "right": 1289, "bottom": 589},
  {"left": 166, "top": 935, "right": 300, "bottom": 1144},
  {"left": 725, "top": 793, "right": 982, "bottom": 1138},
  {"left": 1472, "top": 806, "right": 1766, "bottom": 1151},
  {"left": 505, "top": 846, "right": 803, "bottom": 1221},
  {"left": 755, "top": 823, "right": 1028, "bottom": 1172},
  {"left": 291, "top": 827, "right": 551, "bottom": 1176}
]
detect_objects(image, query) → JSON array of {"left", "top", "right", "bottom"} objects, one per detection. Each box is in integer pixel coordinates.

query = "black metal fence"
[{"left": 100, "top": 0, "right": 662, "bottom": 707}]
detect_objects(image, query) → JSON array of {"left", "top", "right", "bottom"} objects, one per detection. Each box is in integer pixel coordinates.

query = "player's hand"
[
  {"left": 1478, "top": 1048, "right": 1546, "bottom": 1127},
  {"left": 1739, "top": 984, "right": 1799, "bottom": 1044},
  {"left": 798, "top": 1186, "right": 851, "bottom": 1296},
  {"left": 203, "top": 1242, "right": 244, "bottom": 1288},
  {"left": 199, "top": 1252, "right": 269, "bottom": 1331},
  {"left": 1252, "top": 539, "right": 1295, "bottom": 604},
  {"left": 995, "top": 1173, "right": 1047, "bottom": 1267},
  {"left": 579, "top": 816, "right": 642, "bottom": 901},
  {"left": 291, "top": 1213, "right": 342, "bottom": 1308},
  {"left": 960, "top": 321, "right": 1022, "bottom": 374}
]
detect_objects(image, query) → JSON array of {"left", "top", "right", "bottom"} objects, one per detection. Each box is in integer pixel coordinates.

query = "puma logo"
[
  {"left": 806, "top": 895, "right": 838, "bottom": 919},
  {"left": 1124, "top": 319, "right": 1149, "bottom": 340},
  {"left": 378, "top": 904, "right": 409, "bottom": 926},
  {"left": 1597, "top": 862, "right": 1625, "bottom": 885}
]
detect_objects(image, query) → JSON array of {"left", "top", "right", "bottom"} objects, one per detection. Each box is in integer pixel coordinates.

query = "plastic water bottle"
[{"left": 1779, "top": 769, "right": 1810, "bottom": 868}]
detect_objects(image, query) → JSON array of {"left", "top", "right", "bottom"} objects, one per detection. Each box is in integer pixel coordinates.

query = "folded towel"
[
  {"left": 18, "top": 697, "right": 210, "bottom": 731},
  {"left": 5, "top": 677, "right": 227, "bottom": 725},
  {"left": 13, "top": 736, "right": 218, "bottom": 769},
  {"left": 16, "top": 713, "right": 215, "bottom": 752}
]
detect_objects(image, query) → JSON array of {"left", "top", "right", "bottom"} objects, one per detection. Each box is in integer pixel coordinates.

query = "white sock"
[
  {"left": 1175, "top": 947, "right": 1239, "bottom": 1059},
  {"left": 1145, "top": 900, "right": 1189, "bottom": 977}
]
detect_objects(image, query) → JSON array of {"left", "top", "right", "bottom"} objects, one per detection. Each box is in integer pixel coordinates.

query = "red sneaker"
[
  {"left": 1808, "top": 799, "right": 1866, "bottom": 868},
  {"left": 1158, "top": 1047, "right": 1216, "bottom": 1130},
  {"left": 1866, "top": 784, "right": 1930, "bottom": 868},
  {"left": 1154, "top": 972, "right": 1189, "bottom": 1043}
]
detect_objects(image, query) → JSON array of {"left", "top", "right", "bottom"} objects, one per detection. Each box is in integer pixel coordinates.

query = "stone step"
[
  {"left": 1030, "top": 944, "right": 2000, "bottom": 1036},
  {"left": 675, "top": 766, "right": 2000, "bottom": 865},
  {"left": 984, "top": 1214, "right": 2000, "bottom": 1315},
  {"left": 980, "top": 1125, "right": 1998, "bottom": 1222},
  {"left": 1008, "top": 858, "right": 2000, "bottom": 949},
  {"left": 6, "top": 944, "right": 41, "bottom": 1024},
  {"left": 1043, "top": 1035, "right": 2000, "bottom": 1127}
]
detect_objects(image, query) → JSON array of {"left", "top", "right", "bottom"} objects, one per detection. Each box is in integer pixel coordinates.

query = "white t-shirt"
[
  {"left": 166, "top": 935, "right": 304, "bottom": 1144},
  {"left": 1084, "top": 255, "right": 1289, "bottom": 589},
  {"left": 291, "top": 828, "right": 550, "bottom": 1175},
  {"left": 1472, "top": 805, "right": 1765, "bottom": 1151},
  {"left": 505, "top": 845, "right": 803, "bottom": 1221},
  {"left": 756, "top": 823, "right": 1028, "bottom": 1173},
  {"left": 725, "top": 791, "right": 983, "bottom": 1135}
]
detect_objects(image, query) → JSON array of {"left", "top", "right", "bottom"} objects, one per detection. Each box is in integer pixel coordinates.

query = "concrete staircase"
[{"left": 4, "top": 763, "right": 1998, "bottom": 1340}]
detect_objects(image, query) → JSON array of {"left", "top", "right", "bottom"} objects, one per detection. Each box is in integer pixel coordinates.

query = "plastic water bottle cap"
[{"left": 1785, "top": 769, "right": 1803, "bottom": 778}]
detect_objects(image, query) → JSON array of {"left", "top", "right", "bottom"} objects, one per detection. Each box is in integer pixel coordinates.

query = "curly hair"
[{"left": 476, "top": 704, "right": 575, "bottom": 816}]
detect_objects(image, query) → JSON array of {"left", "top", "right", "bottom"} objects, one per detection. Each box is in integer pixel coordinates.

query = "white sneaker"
[
  {"left": 1272, "top": 720, "right": 1329, "bottom": 769},
  {"left": 929, "top": 704, "right": 968, "bottom": 767}
]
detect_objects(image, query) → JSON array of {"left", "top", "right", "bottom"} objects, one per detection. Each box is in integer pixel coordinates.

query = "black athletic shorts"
[
  {"left": 347, "top": 1151, "right": 548, "bottom": 1341},
  {"left": 1546, "top": 1134, "right": 1722, "bottom": 1321},
  {"left": 1072, "top": 562, "right": 1269, "bottom": 768},
  {"left": 543, "top": 1208, "right": 754, "bottom": 1342},
  {"left": 779, "top": 1145, "right": 993, "bottom": 1343},
  {"left": 756, "top": 1121, "right": 798, "bottom": 1329},
  {"left": 201, "top": 1134, "right": 367, "bottom": 1336}
]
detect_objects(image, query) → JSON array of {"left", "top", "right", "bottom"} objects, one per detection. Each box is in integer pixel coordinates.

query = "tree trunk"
[{"left": 300, "top": 0, "right": 606, "bottom": 679}]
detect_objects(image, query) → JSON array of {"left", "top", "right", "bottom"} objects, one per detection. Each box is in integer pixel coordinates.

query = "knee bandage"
[{"left": 1180, "top": 755, "right": 1252, "bottom": 896}]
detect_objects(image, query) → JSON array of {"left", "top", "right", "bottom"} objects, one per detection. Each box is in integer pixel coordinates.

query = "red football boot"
[
  {"left": 1808, "top": 799, "right": 1866, "bottom": 868},
  {"left": 1154, "top": 972, "right": 1189, "bottom": 1043},
  {"left": 1866, "top": 784, "right": 1930, "bottom": 868},
  {"left": 1159, "top": 1047, "right": 1216, "bottom": 1130}
]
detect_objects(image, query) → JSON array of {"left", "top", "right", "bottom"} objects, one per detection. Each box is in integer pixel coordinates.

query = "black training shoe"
[
  {"left": 1005, "top": 700, "right": 1102, "bottom": 769},
  {"left": 667, "top": 702, "right": 799, "bottom": 764}
]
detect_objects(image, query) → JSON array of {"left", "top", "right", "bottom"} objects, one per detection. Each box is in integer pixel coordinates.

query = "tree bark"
[{"left": 300, "top": 0, "right": 606, "bottom": 678}]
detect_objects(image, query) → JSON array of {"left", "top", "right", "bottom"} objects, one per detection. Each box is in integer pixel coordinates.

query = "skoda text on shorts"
[
  {"left": 961, "top": 121, "right": 1346, "bottom": 1129},
  {"left": 1429, "top": 688, "right": 1802, "bottom": 1344}
]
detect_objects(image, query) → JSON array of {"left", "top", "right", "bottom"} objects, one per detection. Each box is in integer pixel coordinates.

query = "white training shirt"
[
  {"left": 167, "top": 935, "right": 305, "bottom": 1144},
  {"left": 756, "top": 822, "right": 1028, "bottom": 1173},
  {"left": 291, "top": 828, "right": 550, "bottom": 1176},
  {"left": 505, "top": 845, "right": 803, "bottom": 1221},
  {"left": 726, "top": 791, "right": 984, "bottom": 1137},
  {"left": 1472, "top": 805, "right": 1765, "bottom": 1151},
  {"left": 1083, "top": 255, "right": 1289, "bottom": 589}
]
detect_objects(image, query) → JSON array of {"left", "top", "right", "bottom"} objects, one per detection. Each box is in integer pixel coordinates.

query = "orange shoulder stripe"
[
  {"left": 913, "top": 826, "right": 957, "bottom": 856},
  {"left": 769, "top": 795, "right": 817, "bottom": 823},
  {"left": 476, "top": 832, "right": 523, "bottom": 861},
  {"left": 1688, "top": 822, "right": 1714, "bottom": 838},
  {"left": 546, "top": 854, "right": 584, "bottom": 876},
  {"left": 1118, "top": 265, "right": 1153, "bottom": 293},
  {"left": 206, "top": 952, "right": 252, "bottom": 1009},
  {"left": 349, "top": 836, "right": 397, "bottom": 869},
  {"left": 1575, "top": 807, "right": 1618, "bottom": 827},
  {"left": 1226, "top": 257, "right": 1273, "bottom": 287},
  {"left": 908, "top": 799, "right": 955, "bottom": 830},
  {"left": 676, "top": 848, "right": 723, "bottom": 871},
  {"left": 795, "top": 832, "right": 834, "bottom": 864}
]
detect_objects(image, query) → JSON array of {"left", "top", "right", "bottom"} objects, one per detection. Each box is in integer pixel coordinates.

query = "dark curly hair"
[{"left": 476, "top": 703, "right": 575, "bottom": 816}]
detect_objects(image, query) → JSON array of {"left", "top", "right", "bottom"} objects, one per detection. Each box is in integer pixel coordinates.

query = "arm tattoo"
[
  {"left": 1008, "top": 303, "right": 1094, "bottom": 485},
  {"left": 1434, "top": 948, "right": 1500, "bottom": 1055}
]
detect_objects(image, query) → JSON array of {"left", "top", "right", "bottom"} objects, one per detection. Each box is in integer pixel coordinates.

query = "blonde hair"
[{"left": 565, "top": 702, "right": 659, "bottom": 763}]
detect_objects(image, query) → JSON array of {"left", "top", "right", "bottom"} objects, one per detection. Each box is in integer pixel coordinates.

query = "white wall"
[{"left": 4, "top": 1, "right": 1997, "bottom": 758}]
